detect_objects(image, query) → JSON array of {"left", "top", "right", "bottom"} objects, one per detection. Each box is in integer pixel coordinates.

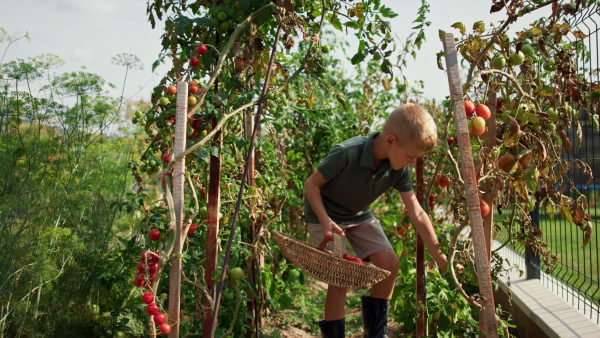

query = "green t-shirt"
[{"left": 304, "top": 132, "right": 413, "bottom": 224}]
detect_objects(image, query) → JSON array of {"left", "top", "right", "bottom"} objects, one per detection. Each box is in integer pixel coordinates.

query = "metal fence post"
[{"left": 526, "top": 202, "right": 541, "bottom": 280}]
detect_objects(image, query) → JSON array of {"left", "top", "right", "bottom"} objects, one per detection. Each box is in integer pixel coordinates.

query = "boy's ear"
[{"left": 385, "top": 134, "right": 397, "bottom": 147}]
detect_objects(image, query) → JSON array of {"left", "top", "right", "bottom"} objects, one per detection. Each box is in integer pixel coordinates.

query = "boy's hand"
[{"left": 323, "top": 220, "right": 344, "bottom": 241}]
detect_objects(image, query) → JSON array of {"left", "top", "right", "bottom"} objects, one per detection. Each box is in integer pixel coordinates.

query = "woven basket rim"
[{"left": 271, "top": 230, "right": 390, "bottom": 288}]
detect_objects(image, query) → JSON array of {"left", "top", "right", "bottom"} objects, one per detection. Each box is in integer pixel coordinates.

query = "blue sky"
[{"left": 1, "top": 0, "right": 548, "bottom": 104}]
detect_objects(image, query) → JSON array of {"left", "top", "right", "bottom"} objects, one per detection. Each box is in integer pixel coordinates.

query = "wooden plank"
[
  {"left": 168, "top": 81, "right": 188, "bottom": 337},
  {"left": 442, "top": 33, "right": 499, "bottom": 337}
]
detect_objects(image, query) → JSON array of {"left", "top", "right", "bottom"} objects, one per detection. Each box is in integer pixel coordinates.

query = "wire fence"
[{"left": 495, "top": 2, "right": 600, "bottom": 324}]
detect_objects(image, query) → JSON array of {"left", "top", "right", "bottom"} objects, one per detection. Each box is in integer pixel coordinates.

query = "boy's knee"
[{"left": 370, "top": 250, "right": 400, "bottom": 276}]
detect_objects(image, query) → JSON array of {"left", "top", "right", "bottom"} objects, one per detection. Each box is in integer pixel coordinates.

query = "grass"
[{"left": 496, "top": 206, "right": 600, "bottom": 304}]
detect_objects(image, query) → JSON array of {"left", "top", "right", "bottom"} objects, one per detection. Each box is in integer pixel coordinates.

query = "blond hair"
[{"left": 382, "top": 103, "right": 437, "bottom": 151}]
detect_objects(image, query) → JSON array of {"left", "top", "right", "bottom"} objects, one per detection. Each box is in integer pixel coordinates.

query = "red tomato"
[
  {"left": 141, "top": 291, "right": 154, "bottom": 304},
  {"left": 471, "top": 127, "right": 486, "bottom": 136},
  {"left": 475, "top": 104, "right": 491, "bottom": 120},
  {"left": 133, "top": 278, "right": 145, "bottom": 287},
  {"left": 148, "top": 262, "right": 158, "bottom": 273},
  {"left": 464, "top": 100, "right": 475, "bottom": 115},
  {"left": 137, "top": 261, "right": 148, "bottom": 272},
  {"left": 396, "top": 226, "right": 406, "bottom": 237},
  {"left": 189, "top": 85, "right": 199, "bottom": 94},
  {"left": 146, "top": 303, "right": 159, "bottom": 316},
  {"left": 197, "top": 44, "right": 208, "bottom": 55},
  {"left": 160, "top": 323, "right": 172, "bottom": 334},
  {"left": 479, "top": 197, "right": 491, "bottom": 217},
  {"left": 166, "top": 85, "right": 177, "bottom": 95},
  {"left": 440, "top": 177, "right": 452, "bottom": 188},
  {"left": 447, "top": 136, "right": 455, "bottom": 144},
  {"left": 161, "top": 153, "right": 171, "bottom": 164},
  {"left": 154, "top": 312, "right": 167, "bottom": 325},
  {"left": 190, "top": 57, "right": 199, "bottom": 67},
  {"left": 187, "top": 224, "right": 197, "bottom": 235},
  {"left": 149, "top": 229, "right": 161, "bottom": 241}
]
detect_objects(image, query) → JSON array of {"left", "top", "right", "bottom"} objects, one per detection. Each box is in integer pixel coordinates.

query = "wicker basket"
[{"left": 271, "top": 230, "right": 390, "bottom": 288}]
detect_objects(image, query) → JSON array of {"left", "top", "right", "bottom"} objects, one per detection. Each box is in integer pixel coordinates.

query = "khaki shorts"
[{"left": 307, "top": 218, "right": 393, "bottom": 260}]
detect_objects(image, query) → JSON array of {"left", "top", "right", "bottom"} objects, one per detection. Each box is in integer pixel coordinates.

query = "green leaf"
[
  {"left": 351, "top": 51, "right": 366, "bottom": 65},
  {"left": 329, "top": 13, "right": 343, "bottom": 31},
  {"left": 380, "top": 58, "right": 393, "bottom": 75},
  {"left": 197, "top": 147, "right": 210, "bottom": 163},
  {"left": 279, "top": 293, "right": 293, "bottom": 310},
  {"left": 344, "top": 21, "right": 360, "bottom": 29},
  {"left": 380, "top": 6, "right": 398, "bottom": 18},
  {"left": 436, "top": 51, "right": 445, "bottom": 70},
  {"left": 451, "top": 22, "right": 466, "bottom": 35},
  {"left": 438, "top": 29, "right": 447, "bottom": 42}
]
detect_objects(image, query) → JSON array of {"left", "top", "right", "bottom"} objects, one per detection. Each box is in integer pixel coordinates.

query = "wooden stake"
[
  {"left": 203, "top": 117, "right": 223, "bottom": 337},
  {"left": 442, "top": 33, "right": 499, "bottom": 338},
  {"left": 415, "top": 157, "right": 426, "bottom": 337},
  {"left": 168, "top": 81, "right": 188, "bottom": 337}
]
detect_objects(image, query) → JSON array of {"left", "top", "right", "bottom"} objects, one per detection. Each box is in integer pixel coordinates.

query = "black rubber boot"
[
  {"left": 361, "top": 295, "right": 389, "bottom": 338},
  {"left": 318, "top": 318, "right": 345, "bottom": 338}
]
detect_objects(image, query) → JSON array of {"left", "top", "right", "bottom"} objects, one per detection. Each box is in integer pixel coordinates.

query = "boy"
[{"left": 304, "top": 103, "right": 448, "bottom": 338}]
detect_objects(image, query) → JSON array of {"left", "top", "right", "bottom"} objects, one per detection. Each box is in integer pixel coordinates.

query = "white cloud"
[
  {"left": 57, "top": 0, "right": 118, "bottom": 14},
  {"left": 73, "top": 48, "right": 94, "bottom": 62}
]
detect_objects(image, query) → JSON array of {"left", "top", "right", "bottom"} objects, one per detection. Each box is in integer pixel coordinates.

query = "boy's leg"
[
  {"left": 367, "top": 250, "right": 400, "bottom": 300},
  {"left": 325, "top": 285, "right": 347, "bottom": 320},
  {"left": 307, "top": 222, "right": 348, "bottom": 337},
  {"left": 360, "top": 250, "right": 399, "bottom": 338}
]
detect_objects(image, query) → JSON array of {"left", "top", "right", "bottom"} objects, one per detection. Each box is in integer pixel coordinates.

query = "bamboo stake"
[
  {"left": 442, "top": 33, "right": 499, "bottom": 338},
  {"left": 484, "top": 93, "right": 497, "bottom": 262},
  {"left": 167, "top": 81, "right": 188, "bottom": 337}
]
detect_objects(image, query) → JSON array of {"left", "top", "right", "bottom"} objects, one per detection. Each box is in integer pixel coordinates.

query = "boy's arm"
[
  {"left": 304, "top": 170, "right": 345, "bottom": 240},
  {"left": 400, "top": 190, "right": 448, "bottom": 272}
]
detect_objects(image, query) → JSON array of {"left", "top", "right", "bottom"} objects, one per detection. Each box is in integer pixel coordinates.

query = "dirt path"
[{"left": 261, "top": 279, "right": 408, "bottom": 337}]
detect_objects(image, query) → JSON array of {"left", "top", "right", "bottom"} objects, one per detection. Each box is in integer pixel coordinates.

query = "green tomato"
[
  {"left": 546, "top": 108, "right": 558, "bottom": 119},
  {"left": 543, "top": 61, "right": 556, "bottom": 71},
  {"left": 200, "top": 206, "right": 208, "bottom": 219},
  {"left": 217, "top": 11, "right": 228, "bottom": 21},
  {"left": 510, "top": 51, "right": 525, "bottom": 66},
  {"left": 491, "top": 56, "right": 506, "bottom": 70},
  {"left": 230, "top": 267, "right": 244, "bottom": 281},
  {"left": 321, "top": 45, "right": 331, "bottom": 53},
  {"left": 521, "top": 44, "right": 534, "bottom": 56},
  {"left": 159, "top": 97, "right": 170, "bottom": 107},
  {"left": 134, "top": 110, "right": 143, "bottom": 118}
]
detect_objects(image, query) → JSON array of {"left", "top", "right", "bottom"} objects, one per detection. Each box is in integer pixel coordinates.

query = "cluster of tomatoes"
[
  {"left": 134, "top": 250, "right": 161, "bottom": 288},
  {"left": 463, "top": 100, "right": 492, "bottom": 136},
  {"left": 141, "top": 291, "right": 171, "bottom": 334},
  {"left": 341, "top": 253, "right": 365, "bottom": 264},
  {"left": 433, "top": 173, "right": 452, "bottom": 189}
]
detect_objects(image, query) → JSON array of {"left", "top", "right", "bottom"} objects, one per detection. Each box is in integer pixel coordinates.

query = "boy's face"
[{"left": 387, "top": 136, "right": 427, "bottom": 170}]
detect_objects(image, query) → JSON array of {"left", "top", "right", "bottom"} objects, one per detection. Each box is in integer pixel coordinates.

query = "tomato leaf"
[
  {"left": 379, "top": 5, "right": 398, "bottom": 18},
  {"left": 328, "top": 13, "right": 343, "bottom": 31},
  {"left": 436, "top": 51, "right": 445, "bottom": 71},
  {"left": 344, "top": 21, "right": 360, "bottom": 29},
  {"left": 451, "top": 22, "right": 466, "bottom": 35},
  {"left": 380, "top": 58, "right": 393, "bottom": 76},
  {"left": 351, "top": 52, "right": 365, "bottom": 65}
]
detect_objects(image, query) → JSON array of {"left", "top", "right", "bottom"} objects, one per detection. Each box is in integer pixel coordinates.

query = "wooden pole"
[
  {"left": 484, "top": 93, "right": 497, "bottom": 262},
  {"left": 415, "top": 157, "right": 426, "bottom": 337},
  {"left": 442, "top": 33, "right": 499, "bottom": 338},
  {"left": 202, "top": 117, "right": 223, "bottom": 337},
  {"left": 168, "top": 81, "right": 188, "bottom": 337}
]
